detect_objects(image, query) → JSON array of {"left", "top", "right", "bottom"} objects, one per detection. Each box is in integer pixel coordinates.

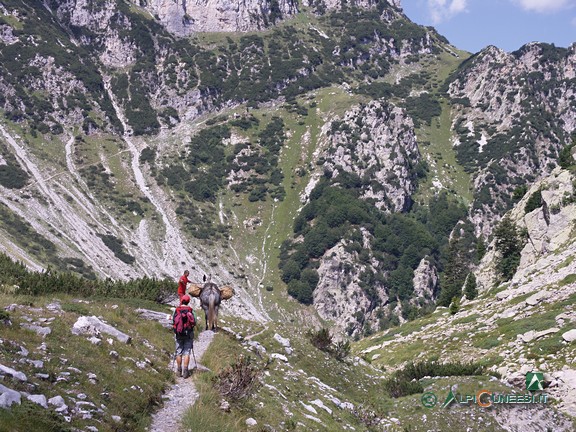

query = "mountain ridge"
[{"left": 0, "top": 0, "right": 574, "bottom": 338}]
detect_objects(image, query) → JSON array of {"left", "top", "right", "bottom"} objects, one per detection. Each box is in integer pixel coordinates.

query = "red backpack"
[{"left": 173, "top": 306, "right": 195, "bottom": 337}]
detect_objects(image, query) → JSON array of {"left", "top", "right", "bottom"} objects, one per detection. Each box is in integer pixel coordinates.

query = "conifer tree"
[{"left": 464, "top": 272, "right": 478, "bottom": 300}]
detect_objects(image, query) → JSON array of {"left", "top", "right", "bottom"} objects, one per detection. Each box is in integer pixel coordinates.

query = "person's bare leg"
[
  {"left": 176, "top": 355, "right": 183, "bottom": 377},
  {"left": 183, "top": 355, "right": 190, "bottom": 378}
]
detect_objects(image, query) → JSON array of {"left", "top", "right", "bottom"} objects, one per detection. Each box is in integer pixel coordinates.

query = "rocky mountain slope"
[
  {"left": 356, "top": 166, "right": 576, "bottom": 425},
  {"left": 0, "top": 0, "right": 575, "bottom": 338}
]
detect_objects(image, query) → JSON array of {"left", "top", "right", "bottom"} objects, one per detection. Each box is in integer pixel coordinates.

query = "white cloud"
[
  {"left": 512, "top": 0, "right": 573, "bottom": 13},
  {"left": 427, "top": 0, "right": 468, "bottom": 24}
]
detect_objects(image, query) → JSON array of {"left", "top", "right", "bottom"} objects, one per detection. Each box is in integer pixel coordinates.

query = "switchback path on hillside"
[{"left": 148, "top": 330, "right": 214, "bottom": 432}]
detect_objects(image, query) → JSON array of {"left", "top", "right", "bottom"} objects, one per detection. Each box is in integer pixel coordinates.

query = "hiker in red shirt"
[{"left": 178, "top": 270, "right": 191, "bottom": 300}]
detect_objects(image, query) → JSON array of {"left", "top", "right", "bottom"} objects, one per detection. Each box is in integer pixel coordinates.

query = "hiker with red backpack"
[{"left": 172, "top": 295, "right": 196, "bottom": 378}]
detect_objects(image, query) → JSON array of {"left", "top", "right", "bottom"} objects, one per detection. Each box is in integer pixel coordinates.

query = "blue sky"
[{"left": 402, "top": 0, "right": 576, "bottom": 53}]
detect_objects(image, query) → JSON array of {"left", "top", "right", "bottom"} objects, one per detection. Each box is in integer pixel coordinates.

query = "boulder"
[
  {"left": 21, "top": 323, "right": 51, "bottom": 337},
  {"left": 136, "top": 308, "right": 172, "bottom": 328},
  {"left": 270, "top": 353, "right": 288, "bottom": 362},
  {"left": 0, "top": 384, "right": 21, "bottom": 408},
  {"left": 274, "top": 333, "right": 293, "bottom": 355},
  {"left": 519, "top": 328, "right": 559, "bottom": 343},
  {"left": 0, "top": 363, "right": 27, "bottom": 381},
  {"left": 311, "top": 398, "right": 333, "bottom": 414},
  {"left": 26, "top": 394, "right": 48, "bottom": 408},
  {"left": 562, "top": 329, "right": 576, "bottom": 342},
  {"left": 525, "top": 291, "right": 547, "bottom": 306},
  {"left": 72, "top": 316, "right": 131, "bottom": 344}
]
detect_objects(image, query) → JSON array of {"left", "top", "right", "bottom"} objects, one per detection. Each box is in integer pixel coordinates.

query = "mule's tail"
[{"left": 208, "top": 295, "right": 216, "bottom": 330}]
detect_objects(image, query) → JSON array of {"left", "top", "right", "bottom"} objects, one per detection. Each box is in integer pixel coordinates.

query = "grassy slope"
[
  {"left": 0, "top": 293, "right": 175, "bottom": 432},
  {"left": 412, "top": 50, "right": 474, "bottom": 206},
  {"left": 218, "top": 86, "right": 367, "bottom": 322}
]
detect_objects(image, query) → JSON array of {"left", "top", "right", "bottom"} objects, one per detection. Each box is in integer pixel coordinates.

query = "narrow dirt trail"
[{"left": 148, "top": 330, "right": 215, "bottom": 432}]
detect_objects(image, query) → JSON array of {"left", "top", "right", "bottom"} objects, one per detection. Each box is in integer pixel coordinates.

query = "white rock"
[
  {"left": 520, "top": 328, "right": 559, "bottom": 343},
  {"left": 219, "top": 399, "right": 231, "bottom": 412},
  {"left": 246, "top": 418, "right": 257, "bottom": 427},
  {"left": 48, "top": 395, "right": 68, "bottom": 412},
  {"left": 300, "top": 401, "right": 318, "bottom": 414},
  {"left": 562, "top": 329, "right": 576, "bottom": 342},
  {"left": 0, "top": 384, "right": 21, "bottom": 408},
  {"left": 0, "top": 363, "right": 27, "bottom": 381},
  {"left": 303, "top": 414, "right": 323, "bottom": 423},
  {"left": 525, "top": 291, "right": 547, "bottom": 306},
  {"left": 28, "top": 360, "right": 44, "bottom": 368},
  {"left": 27, "top": 394, "right": 48, "bottom": 408},
  {"left": 270, "top": 353, "right": 288, "bottom": 362},
  {"left": 71, "top": 316, "right": 131, "bottom": 344},
  {"left": 310, "top": 398, "right": 333, "bottom": 415},
  {"left": 274, "top": 333, "right": 291, "bottom": 348},
  {"left": 21, "top": 323, "right": 51, "bottom": 337}
]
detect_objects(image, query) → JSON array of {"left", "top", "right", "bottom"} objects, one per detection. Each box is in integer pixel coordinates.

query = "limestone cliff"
[
  {"left": 476, "top": 167, "right": 576, "bottom": 293},
  {"left": 138, "top": 0, "right": 299, "bottom": 35},
  {"left": 306, "top": 100, "right": 420, "bottom": 213},
  {"left": 447, "top": 44, "right": 576, "bottom": 238}
]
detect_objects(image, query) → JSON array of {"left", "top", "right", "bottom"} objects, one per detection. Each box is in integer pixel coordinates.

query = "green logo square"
[{"left": 526, "top": 372, "right": 544, "bottom": 391}]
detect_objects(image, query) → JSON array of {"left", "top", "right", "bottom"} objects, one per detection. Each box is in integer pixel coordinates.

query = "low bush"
[
  {"left": 383, "top": 376, "right": 423, "bottom": 398},
  {"left": 212, "top": 355, "right": 262, "bottom": 402},
  {"left": 307, "top": 328, "right": 351, "bottom": 361},
  {"left": 384, "top": 360, "right": 487, "bottom": 398},
  {"left": 308, "top": 328, "right": 332, "bottom": 352}
]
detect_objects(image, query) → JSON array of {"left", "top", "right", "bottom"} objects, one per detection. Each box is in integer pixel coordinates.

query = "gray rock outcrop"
[
  {"left": 0, "top": 384, "right": 21, "bottom": 408},
  {"left": 562, "top": 329, "right": 576, "bottom": 343},
  {"left": 140, "top": 0, "right": 299, "bottom": 35},
  {"left": 71, "top": 316, "right": 132, "bottom": 344},
  {"left": 317, "top": 101, "right": 420, "bottom": 213},
  {"left": 0, "top": 363, "right": 27, "bottom": 381}
]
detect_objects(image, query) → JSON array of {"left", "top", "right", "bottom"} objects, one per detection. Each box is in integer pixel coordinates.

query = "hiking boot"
[
  {"left": 183, "top": 368, "right": 190, "bottom": 379},
  {"left": 177, "top": 367, "right": 182, "bottom": 378}
]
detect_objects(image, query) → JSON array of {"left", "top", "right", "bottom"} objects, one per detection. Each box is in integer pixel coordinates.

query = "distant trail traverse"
[
  {"left": 103, "top": 78, "right": 193, "bottom": 275},
  {"left": 0, "top": 124, "right": 119, "bottom": 277}
]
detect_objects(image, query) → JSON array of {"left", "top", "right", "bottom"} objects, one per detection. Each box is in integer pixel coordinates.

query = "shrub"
[
  {"left": 307, "top": 328, "right": 351, "bottom": 361},
  {"left": 449, "top": 296, "right": 460, "bottom": 315},
  {"left": 308, "top": 328, "right": 332, "bottom": 352},
  {"left": 0, "top": 163, "right": 29, "bottom": 189},
  {"left": 524, "top": 189, "right": 542, "bottom": 214},
  {"left": 0, "top": 252, "right": 172, "bottom": 302},
  {"left": 333, "top": 340, "right": 351, "bottom": 361},
  {"left": 0, "top": 310, "right": 10, "bottom": 322},
  {"left": 558, "top": 141, "right": 575, "bottom": 169},
  {"left": 98, "top": 234, "right": 135, "bottom": 264},
  {"left": 212, "top": 355, "right": 262, "bottom": 402},
  {"left": 384, "top": 377, "right": 423, "bottom": 398},
  {"left": 287, "top": 279, "right": 313, "bottom": 304},
  {"left": 384, "top": 360, "right": 487, "bottom": 398}
]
